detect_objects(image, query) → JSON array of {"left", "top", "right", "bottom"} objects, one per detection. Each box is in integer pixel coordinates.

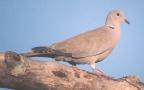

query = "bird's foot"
[
  {"left": 93, "top": 69, "right": 113, "bottom": 79},
  {"left": 93, "top": 68, "right": 104, "bottom": 76}
]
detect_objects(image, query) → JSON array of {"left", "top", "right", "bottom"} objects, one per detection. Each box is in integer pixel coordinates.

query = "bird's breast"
[{"left": 112, "top": 28, "right": 121, "bottom": 44}]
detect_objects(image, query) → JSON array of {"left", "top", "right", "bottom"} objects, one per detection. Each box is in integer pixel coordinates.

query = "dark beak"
[{"left": 125, "top": 19, "right": 130, "bottom": 24}]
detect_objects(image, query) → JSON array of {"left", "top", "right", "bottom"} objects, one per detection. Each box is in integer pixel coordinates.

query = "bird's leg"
[
  {"left": 90, "top": 63, "right": 113, "bottom": 79},
  {"left": 70, "top": 62, "right": 77, "bottom": 70},
  {"left": 90, "top": 63, "right": 104, "bottom": 76}
]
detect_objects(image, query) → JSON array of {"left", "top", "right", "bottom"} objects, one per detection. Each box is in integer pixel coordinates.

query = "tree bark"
[{"left": 0, "top": 51, "right": 143, "bottom": 90}]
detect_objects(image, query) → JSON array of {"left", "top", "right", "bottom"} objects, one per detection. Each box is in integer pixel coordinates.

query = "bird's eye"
[{"left": 116, "top": 13, "right": 120, "bottom": 16}]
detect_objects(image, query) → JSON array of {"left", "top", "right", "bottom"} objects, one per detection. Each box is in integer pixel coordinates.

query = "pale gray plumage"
[{"left": 22, "top": 10, "right": 129, "bottom": 70}]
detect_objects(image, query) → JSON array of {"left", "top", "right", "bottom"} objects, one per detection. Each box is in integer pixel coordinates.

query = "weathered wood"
[{"left": 0, "top": 51, "right": 143, "bottom": 90}]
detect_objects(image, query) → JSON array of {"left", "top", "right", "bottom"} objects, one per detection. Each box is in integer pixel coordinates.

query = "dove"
[{"left": 22, "top": 10, "right": 129, "bottom": 75}]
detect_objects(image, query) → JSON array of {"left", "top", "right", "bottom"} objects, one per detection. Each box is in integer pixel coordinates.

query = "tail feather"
[
  {"left": 21, "top": 46, "right": 54, "bottom": 57},
  {"left": 21, "top": 51, "right": 39, "bottom": 57},
  {"left": 32, "top": 46, "right": 48, "bottom": 52},
  {"left": 21, "top": 46, "right": 72, "bottom": 58}
]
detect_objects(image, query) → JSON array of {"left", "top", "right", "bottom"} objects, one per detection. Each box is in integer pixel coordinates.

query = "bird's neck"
[
  {"left": 105, "top": 19, "right": 121, "bottom": 45},
  {"left": 105, "top": 21, "right": 120, "bottom": 29},
  {"left": 105, "top": 17, "right": 121, "bottom": 29}
]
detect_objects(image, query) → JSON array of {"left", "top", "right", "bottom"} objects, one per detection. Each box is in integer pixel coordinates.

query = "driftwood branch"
[{"left": 0, "top": 51, "right": 144, "bottom": 90}]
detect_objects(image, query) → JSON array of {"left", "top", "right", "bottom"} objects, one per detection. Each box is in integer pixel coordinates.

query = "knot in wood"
[{"left": 4, "top": 51, "right": 26, "bottom": 76}]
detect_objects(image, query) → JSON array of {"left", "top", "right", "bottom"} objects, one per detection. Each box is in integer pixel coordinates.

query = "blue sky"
[{"left": 0, "top": 0, "right": 144, "bottom": 89}]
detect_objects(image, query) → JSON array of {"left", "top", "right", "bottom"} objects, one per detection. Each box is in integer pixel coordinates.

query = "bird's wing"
[
  {"left": 49, "top": 26, "right": 116, "bottom": 58},
  {"left": 71, "top": 48, "right": 112, "bottom": 58}
]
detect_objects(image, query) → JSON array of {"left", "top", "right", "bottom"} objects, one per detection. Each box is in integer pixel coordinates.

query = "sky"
[{"left": 0, "top": 0, "right": 144, "bottom": 90}]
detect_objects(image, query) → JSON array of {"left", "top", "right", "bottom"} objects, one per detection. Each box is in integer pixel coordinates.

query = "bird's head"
[{"left": 105, "top": 10, "right": 130, "bottom": 28}]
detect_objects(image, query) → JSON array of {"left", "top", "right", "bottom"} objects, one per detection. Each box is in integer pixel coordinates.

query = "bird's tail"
[{"left": 21, "top": 46, "right": 55, "bottom": 57}]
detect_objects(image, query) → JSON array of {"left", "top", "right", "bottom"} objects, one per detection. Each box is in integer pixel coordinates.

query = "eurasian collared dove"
[{"left": 22, "top": 10, "right": 129, "bottom": 74}]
